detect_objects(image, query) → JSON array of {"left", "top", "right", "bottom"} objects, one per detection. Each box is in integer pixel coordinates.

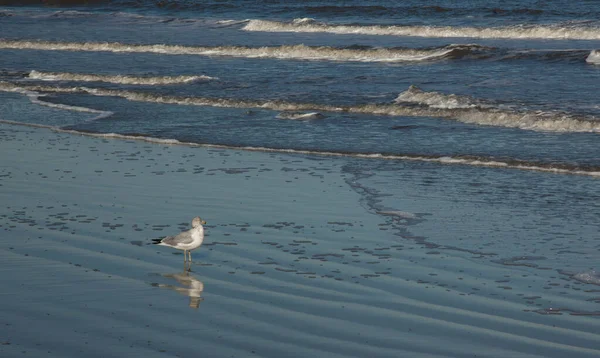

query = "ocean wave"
[
  {"left": 586, "top": 50, "right": 600, "bottom": 64},
  {"left": 27, "top": 70, "right": 216, "bottom": 85},
  {"left": 0, "top": 69, "right": 30, "bottom": 78},
  {"left": 1, "top": 40, "right": 593, "bottom": 64},
  {"left": 1, "top": 81, "right": 599, "bottom": 133},
  {"left": 276, "top": 112, "right": 324, "bottom": 120},
  {"left": 290, "top": 5, "right": 574, "bottom": 18},
  {"left": 0, "top": 40, "right": 461, "bottom": 63},
  {"left": 395, "top": 85, "right": 489, "bottom": 109},
  {"left": 29, "top": 96, "right": 113, "bottom": 120},
  {"left": 393, "top": 85, "right": 600, "bottom": 132},
  {"left": 242, "top": 18, "right": 600, "bottom": 40},
  {"left": 1, "top": 85, "right": 113, "bottom": 120},
  {"left": 215, "top": 19, "right": 251, "bottom": 27},
  {"left": 497, "top": 49, "right": 591, "bottom": 63}
]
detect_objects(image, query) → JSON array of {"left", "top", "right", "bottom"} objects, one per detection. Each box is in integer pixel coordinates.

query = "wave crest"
[
  {"left": 586, "top": 50, "right": 600, "bottom": 65},
  {"left": 393, "top": 85, "right": 600, "bottom": 132},
  {"left": 242, "top": 18, "right": 600, "bottom": 40},
  {"left": 276, "top": 112, "right": 324, "bottom": 120},
  {"left": 0, "top": 40, "right": 462, "bottom": 62},
  {"left": 1, "top": 81, "right": 599, "bottom": 133},
  {"left": 2, "top": 40, "right": 592, "bottom": 64},
  {"left": 0, "top": 40, "right": 462, "bottom": 63},
  {"left": 28, "top": 70, "right": 215, "bottom": 85},
  {"left": 395, "top": 85, "right": 486, "bottom": 109}
]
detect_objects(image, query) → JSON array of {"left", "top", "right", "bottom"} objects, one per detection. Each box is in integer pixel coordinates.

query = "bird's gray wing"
[{"left": 161, "top": 230, "right": 194, "bottom": 245}]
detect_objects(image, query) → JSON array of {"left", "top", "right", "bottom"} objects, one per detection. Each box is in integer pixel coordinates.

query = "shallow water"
[
  {"left": 2, "top": 124, "right": 599, "bottom": 358},
  {"left": 1, "top": 1, "right": 599, "bottom": 357}
]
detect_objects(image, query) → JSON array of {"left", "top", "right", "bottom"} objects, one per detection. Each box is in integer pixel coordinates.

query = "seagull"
[{"left": 152, "top": 216, "right": 206, "bottom": 265}]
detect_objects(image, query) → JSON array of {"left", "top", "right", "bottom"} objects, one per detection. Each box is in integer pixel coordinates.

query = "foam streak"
[
  {"left": 1, "top": 117, "right": 598, "bottom": 177},
  {"left": 2, "top": 85, "right": 113, "bottom": 121},
  {"left": 0, "top": 40, "right": 458, "bottom": 62},
  {"left": 242, "top": 18, "right": 600, "bottom": 40},
  {"left": 28, "top": 70, "right": 216, "bottom": 85},
  {"left": 1, "top": 82, "right": 599, "bottom": 133},
  {"left": 1, "top": 82, "right": 598, "bottom": 177}
]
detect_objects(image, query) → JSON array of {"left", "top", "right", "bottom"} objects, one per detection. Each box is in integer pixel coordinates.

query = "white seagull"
[{"left": 152, "top": 216, "right": 207, "bottom": 264}]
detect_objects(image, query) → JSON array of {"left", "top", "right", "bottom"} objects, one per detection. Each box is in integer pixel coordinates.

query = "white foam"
[
  {"left": 586, "top": 50, "right": 600, "bottom": 64},
  {"left": 0, "top": 82, "right": 113, "bottom": 121},
  {"left": 242, "top": 19, "right": 600, "bottom": 40},
  {"left": 276, "top": 112, "right": 324, "bottom": 120},
  {"left": 28, "top": 70, "right": 216, "bottom": 85},
  {"left": 393, "top": 86, "right": 600, "bottom": 132},
  {"left": 292, "top": 18, "right": 318, "bottom": 26},
  {"left": 29, "top": 96, "right": 113, "bottom": 120},
  {"left": 1, "top": 81, "right": 600, "bottom": 133},
  {"left": 0, "top": 40, "right": 456, "bottom": 63},
  {"left": 216, "top": 19, "right": 251, "bottom": 26},
  {"left": 395, "top": 85, "right": 484, "bottom": 109}
]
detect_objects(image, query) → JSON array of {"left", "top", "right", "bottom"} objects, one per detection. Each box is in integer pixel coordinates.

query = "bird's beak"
[{"left": 202, "top": 220, "right": 207, "bottom": 225}]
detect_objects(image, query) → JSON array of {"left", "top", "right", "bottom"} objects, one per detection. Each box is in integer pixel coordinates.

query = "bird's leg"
[
  {"left": 188, "top": 251, "right": 192, "bottom": 263},
  {"left": 183, "top": 249, "right": 188, "bottom": 263}
]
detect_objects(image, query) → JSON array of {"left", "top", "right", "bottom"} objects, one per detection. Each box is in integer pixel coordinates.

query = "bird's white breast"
[{"left": 191, "top": 226, "right": 204, "bottom": 244}]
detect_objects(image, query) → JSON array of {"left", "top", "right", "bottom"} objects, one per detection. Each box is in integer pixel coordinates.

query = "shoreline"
[{"left": 1, "top": 117, "right": 599, "bottom": 178}]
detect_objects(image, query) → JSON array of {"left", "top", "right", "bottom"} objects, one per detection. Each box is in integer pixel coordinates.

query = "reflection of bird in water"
[
  {"left": 152, "top": 216, "right": 206, "bottom": 267},
  {"left": 157, "top": 271, "right": 205, "bottom": 309}
]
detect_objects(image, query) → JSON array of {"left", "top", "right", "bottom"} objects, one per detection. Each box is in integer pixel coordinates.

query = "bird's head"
[{"left": 192, "top": 216, "right": 207, "bottom": 228}]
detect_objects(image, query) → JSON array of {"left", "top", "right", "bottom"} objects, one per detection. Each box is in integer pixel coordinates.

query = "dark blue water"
[{"left": 1, "top": 2, "right": 600, "bottom": 169}]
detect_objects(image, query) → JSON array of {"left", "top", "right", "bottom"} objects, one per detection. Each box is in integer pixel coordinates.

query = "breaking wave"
[
  {"left": 1, "top": 81, "right": 599, "bottom": 133},
  {"left": 395, "top": 85, "right": 489, "bottom": 109},
  {"left": 276, "top": 112, "right": 324, "bottom": 120},
  {"left": 242, "top": 18, "right": 600, "bottom": 40},
  {"left": 0, "top": 40, "right": 462, "bottom": 63},
  {"left": 2, "top": 40, "right": 595, "bottom": 64},
  {"left": 586, "top": 50, "right": 600, "bottom": 64},
  {"left": 27, "top": 70, "right": 216, "bottom": 85},
  {"left": 394, "top": 85, "right": 600, "bottom": 131},
  {"left": 2, "top": 85, "right": 113, "bottom": 120}
]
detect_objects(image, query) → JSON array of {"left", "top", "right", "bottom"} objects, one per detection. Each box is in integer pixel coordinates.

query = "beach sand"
[{"left": 1, "top": 123, "right": 599, "bottom": 358}]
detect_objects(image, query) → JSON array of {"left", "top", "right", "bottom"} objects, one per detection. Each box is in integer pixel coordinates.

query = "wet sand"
[{"left": 1, "top": 123, "right": 599, "bottom": 358}]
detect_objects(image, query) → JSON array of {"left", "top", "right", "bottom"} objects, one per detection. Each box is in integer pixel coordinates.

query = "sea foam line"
[
  {"left": 1, "top": 117, "right": 598, "bottom": 178},
  {"left": 3, "top": 85, "right": 113, "bottom": 121},
  {"left": 392, "top": 86, "right": 600, "bottom": 132},
  {"left": 0, "top": 39, "right": 458, "bottom": 62},
  {"left": 242, "top": 18, "right": 600, "bottom": 40},
  {"left": 0, "top": 81, "right": 599, "bottom": 133},
  {"left": 28, "top": 70, "right": 217, "bottom": 85}
]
